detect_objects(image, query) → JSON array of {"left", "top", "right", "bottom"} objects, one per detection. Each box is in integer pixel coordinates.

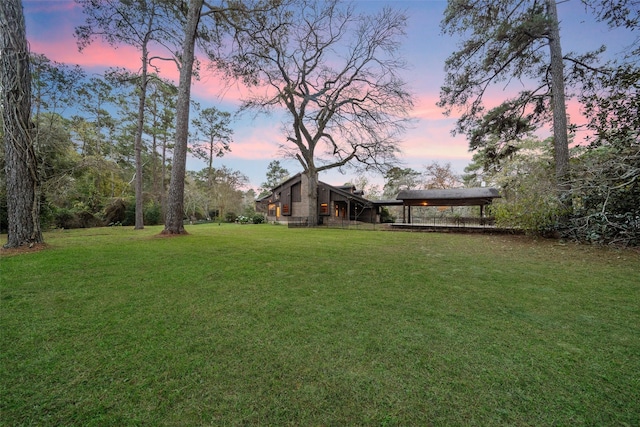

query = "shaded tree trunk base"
[
  {"left": 1, "top": 242, "right": 47, "bottom": 255},
  {"left": 158, "top": 228, "right": 189, "bottom": 236}
]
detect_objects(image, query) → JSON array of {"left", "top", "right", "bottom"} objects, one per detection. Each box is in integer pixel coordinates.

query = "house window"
[
  {"left": 268, "top": 203, "right": 276, "bottom": 216},
  {"left": 320, "top": 203, "right": 329, "bottom": 215},
  {"left": 283, "top": 204, "right": 290, "bottom": 215}
]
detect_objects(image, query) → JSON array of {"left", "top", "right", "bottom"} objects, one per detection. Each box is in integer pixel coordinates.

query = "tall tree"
[
  {"left": 191, "top": 106, "right": 233, "bottom": 171},
  {"left": 145, "top": 76, "right": 178, "bottom": 205},
  {"left": 382, "top": 167, "right": 421, "bottom": 199},
  {"left": 74, "top": 76, "right": 115, "bottom": 157},
  {"left": 75, "top": 0, "right": 177, "bottom": 229},
  {"left": 1, "top": 0, "right": 44, "bottom": 248},
  {"left": 162, "top": 0, "right": 204, "bottom": 235},
  {"left": 259, "top": 160, "right": 290, "bottom": 195},
  {"left": 438, "top": 0, "right": 593, "bottom": 207},
  {"left": 162, "top": 0, "right": 276, "bottom": 234},
  {"left": 227, "top": 0, "right": 413, "bottom": 225}
]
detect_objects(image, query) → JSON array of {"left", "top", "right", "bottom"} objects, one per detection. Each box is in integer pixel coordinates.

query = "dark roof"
[
  {"left": 256, "top": 172, "right": 372, "bottom": 205},
  {"left": 371, "top": 199, "right": 404, "bottom": 206},
  {"left": 321, "top": 181, "right": 371, "bottom": 205},
  {"left": 396, "top": 188, "right": 501, "bottom": 206}
]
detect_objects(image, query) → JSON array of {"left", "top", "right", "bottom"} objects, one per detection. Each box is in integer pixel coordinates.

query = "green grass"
[{"left": 1, "top": 224, "right": 639, "bottom": 426}]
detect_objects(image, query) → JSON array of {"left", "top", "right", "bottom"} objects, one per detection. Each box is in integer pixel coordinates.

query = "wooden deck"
[{"left": 389, "top": 222, "right": 522, "bottom": 234}]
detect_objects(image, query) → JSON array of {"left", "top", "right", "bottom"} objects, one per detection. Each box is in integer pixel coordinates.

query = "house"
[
  {"left": 256, "top": 173, "right": 502, "bottom": 226},
  {"left": 256, "top": 173, "right": 380, "bottom": 225}
]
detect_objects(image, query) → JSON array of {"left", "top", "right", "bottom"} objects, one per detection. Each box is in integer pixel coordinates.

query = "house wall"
[{"left": 257, "top": 173, "right": 380, "bottom": 225}]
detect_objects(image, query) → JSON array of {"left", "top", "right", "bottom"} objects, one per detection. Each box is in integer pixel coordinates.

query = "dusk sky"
[{"left": 22, "top": 0, "right": 634, "bottom": 191}]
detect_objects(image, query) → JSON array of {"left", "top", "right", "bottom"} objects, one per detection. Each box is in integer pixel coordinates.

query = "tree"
[
  {"left": 162, "top": 0, "right": 204, "bottom": 235},
  {"left": 1, "top": 0, "right": 44, "bottom": 248},
  {"left": 423, "top": 161, "right": 461, "bottom": 190},
  {"left": 346, "top": 175, "right": 381, "bottom": 200},
  {"left": 162, "top": 0, "right": 278, "bottom": 234},
  {"left": 74, "top": 76, "right": 115, "bottom": 157},
  {"left": 31, "top": 53, "right": 86, "bottom": 143},
  {"left": 569, "top": 32, "right": 639, "bottom": 245},
  {"left": 75, "top": 0, "right": 178, "bottom": 229},
  {"left": 145, "top": 76, "right": 178, "bottom": 207},
  {"left": 228, "top": 0, "right": 413, "bottom": 225},
  {"left": 29, "top": 54, "right": 86, "bottom": 221},
  {"left": 209, "top": 165, "right": 248, "bottom": 220},
  {"left": 259, "top": 160, "right": 289, "bottom": 196},
  {"left": 437, "top": 0, "right": 595, "bottom": 206},
  {"left": 488, "top": 138, "right": 561, "bottom": 234},
  {"left": 191, "top": 106, "right": 233, "bottom": 171},
  {"left": 382, "top": 167, "right": 421, "bottom": 199}
]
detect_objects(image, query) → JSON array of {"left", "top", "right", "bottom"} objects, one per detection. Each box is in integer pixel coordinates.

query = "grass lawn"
[{"left": 1, "top": 224, "right": 639, "bottom": 426}]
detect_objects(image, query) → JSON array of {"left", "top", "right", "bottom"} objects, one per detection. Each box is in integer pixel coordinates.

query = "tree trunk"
[
  {"left": 162, "top": 0, "right": 203, "bottom": 235},
  {"left": 1, "top": 0, "right": 43, "bottom": 248},
  {"left": 134, "top": 40, "right": 149, "bottom": 230},
  {"left": 546, "top": 0, "right": 571, "bottom": 206},
  {"left": 161, "top": 134, "right": 167, "bottom": 219},
  {"left": 152, "top": 129, "right": 158, "bottom": 202},
  {"left": 305, "top": 169, "right": 319, "bottom": 226}
]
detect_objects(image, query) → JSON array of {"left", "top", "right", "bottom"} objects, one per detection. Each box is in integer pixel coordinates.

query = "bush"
[
  {"left": 52, "top": 205, "right": 102, "bottom": 229},
  {"left": 144, "top": 202, "right": 162, "bottom": 225},
  {"left": 53, "top": 207, "right": 75, "bottom": 229},
  {"left": 380, "top": 207, "right": 396, "bottom": 223},
  {"left": 236, "top": 215, "right": 250, "bottom": 224},
  {"left": 252, "top": 213, "right": 265, "bottom": 224},
  {"left": 225, "top": 212, "right": 237, "bottom": 223},
  {"left": 105, "top": 198, "right": 127, "bottom": 226},
  {"left": 122, "top": 199, "right": 136, "bottom": 226},
  {"left": 567, "top": 146, "right": 640, "bottom": 246}
]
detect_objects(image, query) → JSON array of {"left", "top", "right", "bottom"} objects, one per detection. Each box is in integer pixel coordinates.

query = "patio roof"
[{"left": 396, "top": 188, "right": 501, "bottom": 207}]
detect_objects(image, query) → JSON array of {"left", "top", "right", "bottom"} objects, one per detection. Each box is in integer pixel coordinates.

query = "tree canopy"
[{"left": 223, "top": 0, "right": 413, "bottom": 223}]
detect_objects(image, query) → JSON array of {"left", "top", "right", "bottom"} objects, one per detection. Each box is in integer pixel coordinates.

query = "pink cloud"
[
  {"left": 411, "top": 94, "right": 448, "bottom": 121},
  {"left": 30, "top": 38, "right": 145, "bottom": 71}
]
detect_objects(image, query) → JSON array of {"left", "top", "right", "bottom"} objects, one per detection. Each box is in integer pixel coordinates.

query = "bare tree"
[
  {"left": 227, "top": 0, "right": 414, "bottom": 224},
  {"left": 423, "top": 161, "right": 461, "bottom": 190},
  {"left": 1, "top": 0, "right": 44, "bottom": 248}
]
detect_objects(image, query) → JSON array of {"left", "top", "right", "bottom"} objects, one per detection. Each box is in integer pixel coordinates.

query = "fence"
[{"left": 405, "top": 216, "right": 496, "bottom": 227}]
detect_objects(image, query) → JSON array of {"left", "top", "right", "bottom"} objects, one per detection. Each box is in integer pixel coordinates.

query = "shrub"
[
  {"left": 122, "top": 199, "right": 136, "bottom": 226},
  {"left": 144, "top": 202, "right": 162, "bottom": 225},
  {"left": 567, "top": 146, "right": 640, "bottom": 246},
  {"left": 225, "top": 212, "right": 237, "bottom": 223},
  {"left": 252, "top": 213, "right": 266, "bottom": 224},
  {"left": 53, "top": 207, "right": 75, "bottom": 229},
  {"left": 380, "top": 207, "right": 395, "bottom": 223},
  {"left": 52, "top": 205, "right": 102, "bottom": 229},
  {"left": 104, "top": 198, "right": 127, "bottom": 226}
]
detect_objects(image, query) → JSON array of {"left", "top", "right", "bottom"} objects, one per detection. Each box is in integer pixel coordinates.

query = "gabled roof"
[
  {"left": 396, "top": 188, "right": 501, "bottom": 206},
  {"left": 257, "top": 173, "right": 371, "bottom": 205},
  {"left": 321, "top": 181, "right": 371, "bottom": 205}
]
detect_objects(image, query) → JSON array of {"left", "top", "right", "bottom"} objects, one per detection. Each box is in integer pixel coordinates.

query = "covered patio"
[{"left": 395, "top": 188, "right": 501, "bottom": 225}]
